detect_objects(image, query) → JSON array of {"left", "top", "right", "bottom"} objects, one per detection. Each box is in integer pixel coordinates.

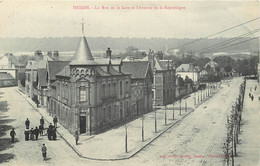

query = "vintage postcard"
[{"left": 0, "top": 0, "right": 259, "bottom": 166}]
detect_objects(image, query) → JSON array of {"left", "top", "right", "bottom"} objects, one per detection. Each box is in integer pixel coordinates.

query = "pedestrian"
[
  {"left": 10, "top": 128, "right": 16, "bottom": 143},
  {"left": 255, "top": 86, "right": 257, "bottom": 91},
  {"left": 39, "top": 125, "right": 43, "bottom": 136},
  {"left": 25, "top": 118, "right": 30, "bottom": 128},
  {"left": 40, "top": 117, "right": 44, "bottom": 130},
  {"left": 30, "top": 128, "right": 34, "bottom": 140},
  {"left": 53, "top": 116, "right": 58, "bottom": 128},
  {"left": 34, "top": 127, "right": 39, "bottom": 140},
  {"left": 251, "top": 95, "right": 254, "bottom": 101},
  {"left": 42, "top": 144, "right": 47, "bottom": 161},
  {"left": 74, "top": 130, "right": 79, "bottom": 145},
  {"left": 249, "top": 92, "right": 251, "bottom": 98},
  {"left": 24, "top": 127, "right": 29, "bottom": 141},
  {"left": 36, "top": 99, "right": 40, "bottom": 108}
]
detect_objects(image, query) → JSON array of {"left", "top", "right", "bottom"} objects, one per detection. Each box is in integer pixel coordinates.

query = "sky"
[{"left": 0, "top": 1, "right": 259, "bottom": 39}]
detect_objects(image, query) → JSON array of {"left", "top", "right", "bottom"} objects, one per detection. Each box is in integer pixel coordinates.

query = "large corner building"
[{"left": 47, "top": 33, "right": 131, "bottom": 135}]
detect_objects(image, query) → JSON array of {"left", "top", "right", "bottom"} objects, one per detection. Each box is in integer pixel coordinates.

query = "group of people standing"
[{"left": 24, "top": 117, "right": 45, "bottom": 141}]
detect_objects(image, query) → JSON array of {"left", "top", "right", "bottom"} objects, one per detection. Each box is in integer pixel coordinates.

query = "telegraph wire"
[
  {"left": 170, "top": 17, "right": 260, "bottom": 50},
  {"left": 195, "top": 28, "right": 260, "bottom": 53},
  {"left": 199, "top": 36, "right": 259, "bottom": 53}
]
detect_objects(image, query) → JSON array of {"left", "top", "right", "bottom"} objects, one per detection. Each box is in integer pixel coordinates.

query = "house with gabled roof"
[{"left": 141, "top": 52, "right": 176, "bottom": 106}]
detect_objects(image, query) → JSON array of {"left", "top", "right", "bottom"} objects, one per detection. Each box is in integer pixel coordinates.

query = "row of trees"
[{"left": 223, "top": 79, "right": 246, "bottom": 166}]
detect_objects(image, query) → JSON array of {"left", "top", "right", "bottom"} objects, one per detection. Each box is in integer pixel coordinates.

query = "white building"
[{"left": 176, "top": 63, "right": 200, "bottom": 83}]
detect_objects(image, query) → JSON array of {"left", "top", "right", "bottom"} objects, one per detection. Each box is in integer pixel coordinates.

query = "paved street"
[{"left": 0, "top": 78, "right": 244, "bottom": 166}]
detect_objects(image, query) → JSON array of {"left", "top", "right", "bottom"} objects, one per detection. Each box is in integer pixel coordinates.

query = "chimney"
[
  {"left": 34, "top": 50, "right": 43, "bottom": 61},
  {"left": 106, "top": 48, "right": 112, "bottom": 59},
  {"left": 7, "top": 53, "right": 13, "bottom": 68},
  {"left": 52, "top": 51, "right": 59, "bottom": 61}
]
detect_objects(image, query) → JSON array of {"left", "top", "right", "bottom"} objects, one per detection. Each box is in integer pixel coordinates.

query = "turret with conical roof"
[{"left": 69, "top": 23, "right": 97, "bottom": 66}]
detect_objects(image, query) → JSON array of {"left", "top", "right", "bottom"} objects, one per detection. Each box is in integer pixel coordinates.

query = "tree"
[
  {"left": 224, "top": 65, "right": 232, "bottom": 73},
  {"left": 125, "top": 46, "right": 142, "bottom": 58}
]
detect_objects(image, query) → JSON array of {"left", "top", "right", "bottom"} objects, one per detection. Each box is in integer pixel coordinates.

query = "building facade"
[
  {"left": 47, "top": 34, "right": 131, "bottom": 135},
  {"left": 141, "top": 53, "right": 175, "bottom": 106},
  {"left": 121, "top": 61, "right": 153, "bottom": 117}
]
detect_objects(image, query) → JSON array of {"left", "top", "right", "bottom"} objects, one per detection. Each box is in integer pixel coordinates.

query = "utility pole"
[
  {"left": 155, "top": 110, "right": 157, "bottom": 133},
  {"left": 165, "top": 105, "right": 167, "bottom": 125},
  {"left": 179, "top": 99, "right": 182, "bottom": 115},
  {"left": 185, "top": 99, "right": 187, "bottom": 111},
  {"left": 172, "top": 102, "right": 175, "bottom": 119},
  {"left": 125, "top": 123, "right": 127, "bottom": 153},
  {"left": 142, "top": 115, "right": 144, "bottom": 142},
  {"left": 201, "top": 89, "right": 203, "bottom": 101}
]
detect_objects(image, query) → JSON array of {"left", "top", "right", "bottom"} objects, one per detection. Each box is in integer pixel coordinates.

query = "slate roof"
[
  {"left": 121, "top": 61, "right": 150, "bottom": 79},
  {"left": 37, "top": 69, "right": 47, "bottom": 87},
  {"left": 69, "top": 36, "right": 97, "bottom": 65},
  {"left": 0, "top": 72, "right": 15, "bottom": 80},
  {"left": 94, "top": 58, "right": 122, "bottom": 66},
  {"left": 47, "top": 61, "right": 70, "bottom": 80},
  {"left": 56, "top": 65, "right": 71, "bottom": 77}
]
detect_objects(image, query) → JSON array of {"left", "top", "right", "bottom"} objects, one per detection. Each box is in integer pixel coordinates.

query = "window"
[
  {"left": 120, "top": 81, "right": 123, "bottom": 96},
  {"left": 108, "top": 106, "right": 111, "bottom": 122},
  {"left": 125, "top": 81, "right": 128, "bottom": 92},
  {"left": 103, "top": 108, "right": 106, "bottom": 122},
  {"left": 102, "top": 84, "right": 106, "bottom": 97},
  {"left": 113, "top": 82, "right": 116, "bottom": 95},
  {"left": 108, "top": 83, "right": 111, "bottom": 96},
  {"left": 79, "top": 86, "right": 87, "bottom": 101}
]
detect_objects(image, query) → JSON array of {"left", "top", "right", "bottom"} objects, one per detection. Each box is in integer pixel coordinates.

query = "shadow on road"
[
  {"left": 0, "top": 154, "right": 15, "bottom": 163},
  {"left": 0, "top": 100, "right": 18, "bottom": 163}
]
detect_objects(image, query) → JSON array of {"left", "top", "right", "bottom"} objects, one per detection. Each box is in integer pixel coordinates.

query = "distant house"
[
  {"left": 121, "top": 61, "right": 153, "bottom": 116},
  {"left": 0, "top": 72, "right": 16, "bottom": 87},
  {"left": 23, "top": 51, "right": 54, "bottom": 106},
  {"left": 0, "top": 54, "right": 17, "bottom": 82},
  {"left": 176, "top": 63, "right": 200, "bottom": 85},
  {"left": 204, "top": 60, "right": 218, "bottom": 72}
]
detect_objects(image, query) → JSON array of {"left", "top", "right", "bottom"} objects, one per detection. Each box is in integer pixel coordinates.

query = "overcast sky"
[{"left": 0, "top": 1, "right": 259, "bottom": 38}]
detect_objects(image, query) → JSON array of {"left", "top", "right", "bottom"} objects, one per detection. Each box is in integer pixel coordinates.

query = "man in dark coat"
[
  {"left": 39, "top": 125, "right": 43, "bottom": 136},
  {"left": 24, "top": 127, "right": 29, "bottom": 141},
  {"left": 34, "top": 127, "right": 39, "bottom": 140},
  {"left": 53, "top": 116, "right": 58, "bottom": 128},
  {"left": 10, "top": 128, "right": 16, "bottom": 143},
  {"left": 75, "top": 130, "right": 79, "bottom": 145},
  {"left": 25, "top": 118, "right": 30, "bottom": 128},
  {"left": 40, "top": 117, "right": 44, "bottom": 134},
  {"left": 42, "top": 144, "right": 47, "bottom": 160},
  {"left": 30, "top": 128, "right": 34, "bottom": 140}
]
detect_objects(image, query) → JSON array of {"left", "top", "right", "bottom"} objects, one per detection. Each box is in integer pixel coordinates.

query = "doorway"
[{"left": 80, "top": 116, "right": 86, "bottom": 134}]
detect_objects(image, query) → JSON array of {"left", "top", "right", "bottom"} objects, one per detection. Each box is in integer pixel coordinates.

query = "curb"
[{"left": 16, "top": 88, "right": 220, "bottom": 161}]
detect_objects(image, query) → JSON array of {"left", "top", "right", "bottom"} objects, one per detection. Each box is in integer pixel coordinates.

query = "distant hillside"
[{"left": 0, "top": 37, "right": 258, "bottom": 55}]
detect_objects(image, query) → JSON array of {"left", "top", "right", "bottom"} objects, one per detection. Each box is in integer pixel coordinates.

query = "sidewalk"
[
  {"left": 17, "top": 87, "right": 219, "bottom": 160},
  {"left": 235, "top": 80, "right": 260, "bottom": 166}
]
